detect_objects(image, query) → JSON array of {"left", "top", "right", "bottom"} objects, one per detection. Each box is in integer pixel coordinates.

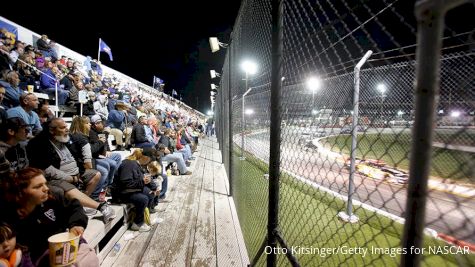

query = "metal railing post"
[
  {"left": 401, "top": 1, "right": 469, "bottom": 266},
  {"left": 228, "top": 43, "right": 234, "bottom": 196},
  {"left": 241, "top": 72, "right": 248, "bottom": 160},
  {"left": 267, "top": 0, "right": 284, "bottom": 265},
  {"left": 338, "top": 50, "right": 372, "bottom": 223}
]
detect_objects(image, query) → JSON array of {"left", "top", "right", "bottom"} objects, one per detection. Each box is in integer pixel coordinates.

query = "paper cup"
[
  {"left": 48, "top": 232, "right": 80, "bottom": 267},
  {"left": 27, "top": 85, "right": 34, "bottom": 93}
]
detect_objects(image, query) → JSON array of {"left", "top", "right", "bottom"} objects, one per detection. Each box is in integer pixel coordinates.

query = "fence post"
[
  {"left": 338, "top": 50, "right": 372, "bottom": 223},
  {"left": 267, "top": 0, "right": 284, "bottom": 266},
  {"left": 228, "top": 43, "right": 234, "bottom": 196},
  {"left": 401, "top": 1, "right": 469, "bottom": 266},
  {"left": 241, "top": 79, "right": 246, "bottom": 160}
]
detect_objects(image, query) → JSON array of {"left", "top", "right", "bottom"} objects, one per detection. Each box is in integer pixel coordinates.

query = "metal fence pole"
[
  {"left": 228, "top": 42, "right": 234, "bottom": 196},
  {"left": 241, "top": 73, "right": 248, "bottom": 160},
  {"left": 401, "top": 0, "right": 469, "bottom": 266},
  {"left": 267, "top": 0, "right": 284, "bottom": 266},
  {"left": 338, "top": 50, "right": 372, "bottom": 223}
]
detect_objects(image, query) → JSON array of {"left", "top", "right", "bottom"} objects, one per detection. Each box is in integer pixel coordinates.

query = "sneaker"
[
  {"left": 182, "top": 171, "right": 192, "bottom": 176},
  {"left": 99, "top": 203, "right": 116, "bottom": 223},
  {"left": 130, "top": 223, "right": 151, "bottom": 232},
  {"left": 84, "top": 207, "right": 98, "bottom": 216},
  {"left": 98, "top": 190, "right": 106, "bottom": 202}
]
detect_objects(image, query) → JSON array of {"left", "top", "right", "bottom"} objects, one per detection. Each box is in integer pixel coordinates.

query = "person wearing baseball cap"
[
  {"left": 89, "top": 114, "right": 122, "bottom": 195},
  {"left": 0, "top": 117, "right": 30, "bottom": 172}
]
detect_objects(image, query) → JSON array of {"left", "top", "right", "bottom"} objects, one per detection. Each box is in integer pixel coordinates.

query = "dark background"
[{"left": 1, "top": 1, "right": 241, "bottom": 113}]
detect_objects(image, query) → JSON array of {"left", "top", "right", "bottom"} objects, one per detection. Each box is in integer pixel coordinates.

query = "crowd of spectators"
[{"left": 0, "top": 30, "right": 208, "bottom": 266}]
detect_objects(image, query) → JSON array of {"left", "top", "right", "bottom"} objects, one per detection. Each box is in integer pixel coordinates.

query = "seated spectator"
[
  {"left": 26, "top": 118, "right": 115, "bottom": 222},
  {"left": 147, "top": 117, "right": 161, "bottom": 144},
  {"left": 0, "top": 117, "right": 29, "bottom": 172},
  {"left": 0, "top": 222, "right": 33, "bottom": 266},
  {"left": 7, "top": 93, "right": 42, "bottom": 136},
  {"left": 113, "top": 149, "right": 153, "bottom": 232},
  {"left": 81, "top": 91, "right": 96, "bottom": 116},
  {"left": 36, "top": 99, "right": 54, "bottom": 124},
  {"left": 175, "top": 124, "right": 192, "bottom": 162},
  {"left": 0, "top": 86, "right": 7, "bottom": 125},
  {"left": 89, "top": 115, "right": 121, "bottom": 195},
  {"left": 68, "top": 116, "right": 105, "bottom": 201},
  {"left": 145, "top": 160, "right": 163, "bottom": 211},
  {"left": 0, "top": 70, "right": 22, "bottom": 109},
  {"left": 142, "top": 147, "right": 168, "bottom": 202},
  {"left": 93, "top": 94, "right": 108, "bottom": 120},
  {"left": 107, "top": 102, "right": 132, "bottom": 151},
  {"left": 36, "top": 35, "right": 51, "bottom": 54},
  {"left": 0, "top": 167, "right": 99, "bottom": 266},
  {"left": 157, "top": 137, "right": 191, "bottom": 176},
  {"left": 39, "top": 62, "right": 68, "bottom": 105},
  {"left": 131, "top": 116, "right": 155, "bottom": 148}
]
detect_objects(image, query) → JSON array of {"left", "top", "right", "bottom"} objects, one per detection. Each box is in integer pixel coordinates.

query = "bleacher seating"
[{"left": 0, "top": 17, "right": 208, "bottom": 266}]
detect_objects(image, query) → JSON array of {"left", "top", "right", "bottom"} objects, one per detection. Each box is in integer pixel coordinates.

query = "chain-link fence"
[{"left": 215, "top": 0, "right": 475, "bottom": 266}]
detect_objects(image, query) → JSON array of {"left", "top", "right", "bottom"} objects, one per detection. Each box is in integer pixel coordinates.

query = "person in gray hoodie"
[{"left": 0, "top": 117, "right": 29, "bottom": 172}]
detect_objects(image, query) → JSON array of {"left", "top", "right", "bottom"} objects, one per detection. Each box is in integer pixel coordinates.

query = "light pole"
[
  {"left": 307, "top": 76, "right": 321, "bottom": 124},
  {"left": 240, "top": 60, "right": 258, "bottom": 160},
  {"left": 377, "top": 83, "right": 387, "bottom": 123}
]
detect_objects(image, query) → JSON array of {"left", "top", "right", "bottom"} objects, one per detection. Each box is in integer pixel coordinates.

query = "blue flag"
[
  {"left": 153, "top": 76, "right": 163, "bottom": 89},
  {"left": 99, "top": 39, "right": 113, "bottom": 61}
]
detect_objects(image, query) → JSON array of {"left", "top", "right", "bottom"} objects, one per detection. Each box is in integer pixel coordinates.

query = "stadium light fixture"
[
  {"left": 245, "top": 109, "right": 254, "bottom": 115},
  {"left": 209, "top": 37, "right": 228, "bottom": 53},
  {"left": 210, "top": 70, "right": 221, "bottom": 79},
  {"left": 240, "top": 60, "right": 258, "bottom": 160},
  {"left": 306, "top": 77, "right": 321, "bottom": 92},
  {"left": 241, "top": 60, "right": 258, "bottom": 75},
  {"left": 211, "top": 83, "right": 218, "bottom": 90},
  {"left": 377, "top": 83, "right": 387, "bottom": 95},
  {"left": 207, "top": 110, "right": 214, "bottom": 116},
  {"left": 451, "top": 110, "right": 461, "bottom": 117}
]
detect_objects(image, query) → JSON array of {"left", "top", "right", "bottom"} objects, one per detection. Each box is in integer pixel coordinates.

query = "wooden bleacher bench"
[
  {"left": 33, "top": 92, "right": 76, "bottom": 117},
  {"left": 83, "top": 205, "right": 129, "bottom": 263}
]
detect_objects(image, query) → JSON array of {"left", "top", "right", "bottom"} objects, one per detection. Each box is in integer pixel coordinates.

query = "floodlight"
[
  {"left": 209, "top": 37, "right": 228, "bottom": 53},
  {"left": 245, "top": 109, "right": 254, "bottom": 115},
  {"left": 241, "top": 60, "right": 258, "bottom": 75},
  {"left": 306, "top": 77, "right": 321, "bottom": 92},
  {"left": 207, "top": 110, "right": 214, "bottom": 116},
  {"left": 211, "top": 83, "right": 218, "bottom": 90},
  {"left": 210, "top": 91, "right": 217, "bottom": 96},
  {"left": 451, "top": 111, "right": 461, "bottom": 118},
  {"left": 210, "top": 70, "right": 221, "bottom": 79},
  {"left": 377, "top": 83, "right": 387, "bottom": 94},
  {"left": 209, "top": 37, "right": 220, "bottom": 52}
]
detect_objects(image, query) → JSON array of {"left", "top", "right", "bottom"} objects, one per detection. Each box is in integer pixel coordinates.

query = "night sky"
[{"left": 1, "top": 1, "right": 242, "bottom": 113}]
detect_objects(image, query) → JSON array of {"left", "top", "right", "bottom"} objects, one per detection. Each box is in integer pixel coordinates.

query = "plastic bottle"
[{"left": 113, "top": 243, "right": 121, "bottom": 253}]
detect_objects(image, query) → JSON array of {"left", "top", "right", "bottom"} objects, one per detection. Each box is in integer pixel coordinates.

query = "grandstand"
[{"left": 0, "top": 16, "right": 248, "bottom": 266}]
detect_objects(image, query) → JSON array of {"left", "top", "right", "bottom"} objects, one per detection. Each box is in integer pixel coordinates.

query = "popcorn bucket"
[{"left": 48, "top": 232, "right": 80, "bottom": 267}]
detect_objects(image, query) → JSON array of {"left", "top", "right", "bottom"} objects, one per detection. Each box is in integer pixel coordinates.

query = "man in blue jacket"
[{"left": 107, "top": 102, "right": 132, "bottom": 151}]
